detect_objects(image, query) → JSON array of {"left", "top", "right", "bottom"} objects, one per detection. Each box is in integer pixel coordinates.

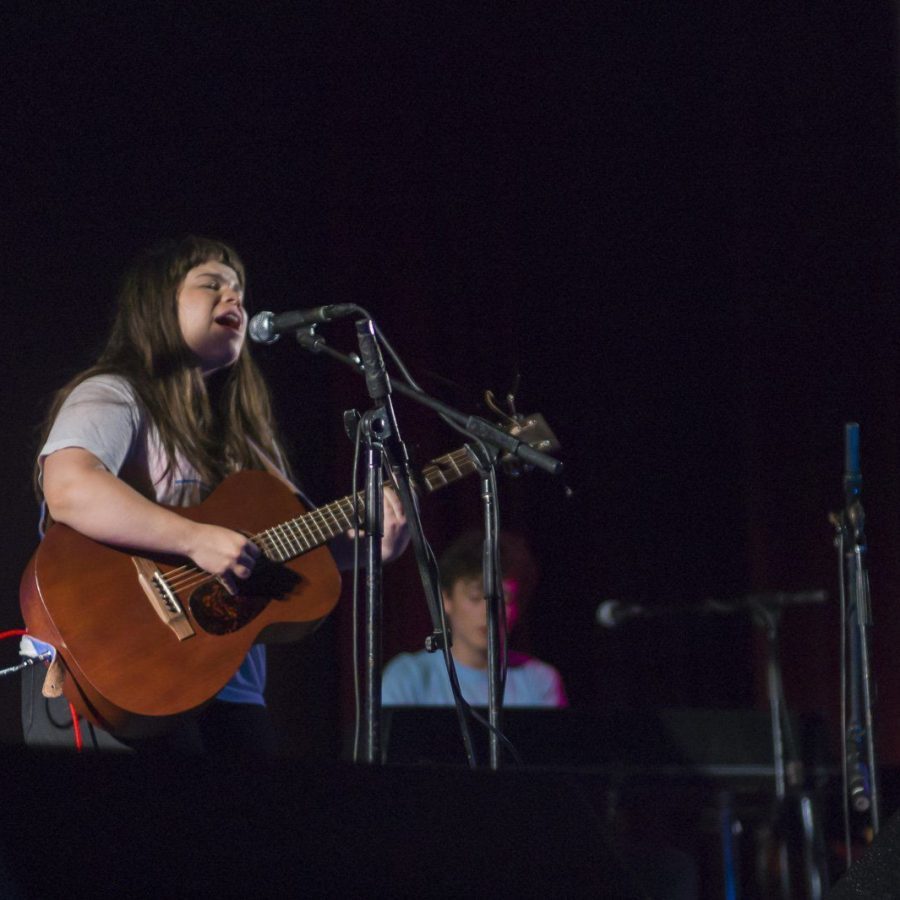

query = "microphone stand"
[
  {"left": 358, "top": 405, "right": 386, "bottom": 763},
  {"left": 298, "top": 323, "right": 562, "bottom": 767},
  {"left": 304, "top": 325, "right": 472, "bottom": 764},
  {"left": 353, "top": 318, "right": 458, "bottom": 765},
  {"left": 752, "top": 600, "right": 827, "bottom": 900},
  {"left": 835, "top": 422, "right": 880, "bottom": 842},
  {"left": 598, "top": 590, "right": 829, "bottom": 894},
  {"left": 296, "top": 327, "right": 561, "bottom": 478},
  {"left": 344, "top": 323, "right": 389, "bottom": 765},
  {"left": 467, "top": 441, "right": 505, "bottom": 768}
]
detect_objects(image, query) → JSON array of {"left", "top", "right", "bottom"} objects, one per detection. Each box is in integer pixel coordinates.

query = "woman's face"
[{"left": 176, "top": 260, "right": 246, "bottom": 374}]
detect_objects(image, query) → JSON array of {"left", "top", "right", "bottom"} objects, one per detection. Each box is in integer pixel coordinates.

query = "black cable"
[
  {"left": 432, "top": 441, "right": 523, "bottom": 765},
  {"left": 350, "top": 416, "right": 364, "bottom": 762}
]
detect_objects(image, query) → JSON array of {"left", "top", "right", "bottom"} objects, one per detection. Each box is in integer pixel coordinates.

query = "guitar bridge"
[{"left": 131, "top": 557, "right": 195, "bottom": 641}]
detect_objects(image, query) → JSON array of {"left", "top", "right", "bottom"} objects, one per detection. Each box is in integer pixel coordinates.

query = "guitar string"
[
  {"left": 160, "top": 457, "right": 469, "bottom": 593},
  {"left": 161, "top": 494, "right": 366, "bottom": 593},
  {"left": 161, "top": 467, "right": 412, "bottom": 589},
  {"left": 161, "top": 454, "right": 472, "bottom": 593},
  {"left": 156, "top": 451, "right": 476, "bottom": 594},
  {"left": 162, "top": 501, "right": 354, "bottom": 592}
]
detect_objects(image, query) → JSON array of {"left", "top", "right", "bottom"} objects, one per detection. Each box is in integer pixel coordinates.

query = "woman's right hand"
[{"left": 185, "top": 523, "right": 261, "bottom": 594}]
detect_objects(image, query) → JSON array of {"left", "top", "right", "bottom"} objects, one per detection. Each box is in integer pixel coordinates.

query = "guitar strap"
[
  {"left": 42, "top": 657, "right": 65, "bottom": 699},
  {"left": 247, "top": 439, "right": 320, "bottom": 512},
  {"left": 248, "top": 440, "right": 298, "bottom": 493},
  {"left": 247, "top": 438, "right": 300, "bottom": 494}
]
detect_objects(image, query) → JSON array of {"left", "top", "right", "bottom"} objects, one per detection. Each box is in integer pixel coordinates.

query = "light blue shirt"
[{"left": 382, "top": 649, "right": 567, "bottom": 707}]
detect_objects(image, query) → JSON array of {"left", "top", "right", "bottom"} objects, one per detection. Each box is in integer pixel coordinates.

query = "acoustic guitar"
[{"left": 20, "top": 413, "right": 558, "bottom": 737}]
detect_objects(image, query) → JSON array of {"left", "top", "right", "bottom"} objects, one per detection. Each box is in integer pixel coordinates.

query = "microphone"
[
  {"left": 595, "top": 600, "right": 647, "bottom": 627},
  {"left": 595, "top": 590, "right": 828, "bottom": 627},
  {"left": 355, "top": 318, "right": 391, "bottom": 402},
  {"left": 248, "top": 305, "right": 359, "bottom": 344}
]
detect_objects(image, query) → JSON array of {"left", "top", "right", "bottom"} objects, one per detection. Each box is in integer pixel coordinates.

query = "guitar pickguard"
[{"left": 188, "top": 560, "right": 303, "bottom": 635}]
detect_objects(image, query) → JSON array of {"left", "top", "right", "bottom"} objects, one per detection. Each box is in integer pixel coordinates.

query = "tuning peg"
[{"left": 484, "top": 389, "right": 518, "bottom": 426}]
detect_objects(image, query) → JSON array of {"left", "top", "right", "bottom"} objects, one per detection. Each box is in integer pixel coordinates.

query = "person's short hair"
[{"left": 438, "top": 529, "right": 538, "bottom": 606}]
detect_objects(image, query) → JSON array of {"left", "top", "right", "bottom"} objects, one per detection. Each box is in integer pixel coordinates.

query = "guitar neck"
[{"left": 251, "top": 447, "right": 476, "bottom": 564}]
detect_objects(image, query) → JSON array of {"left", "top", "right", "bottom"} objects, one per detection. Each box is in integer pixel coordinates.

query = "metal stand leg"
[{"left": 719, "top": 791, "right": 741, "bottom": 900}]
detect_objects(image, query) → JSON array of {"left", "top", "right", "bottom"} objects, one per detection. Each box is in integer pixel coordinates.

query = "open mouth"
[{"left": 214, "top": 310, "right": 243, "bottom": 330}]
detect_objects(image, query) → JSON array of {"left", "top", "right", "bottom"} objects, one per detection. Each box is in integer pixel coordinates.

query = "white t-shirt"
[
  {"left": 40, "top": 373, "right": 266, "bottom": 705},
  {"left": 41, "top": 374, "right": 210, "bottom": 505}
]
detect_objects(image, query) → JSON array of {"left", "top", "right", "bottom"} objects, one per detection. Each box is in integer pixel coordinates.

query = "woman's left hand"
[
  {"left": 332, "top": 484, "right": 410, "bottom": 570},
  {"left": 380, "top": 485, "right": 410, "bottom": 562}
]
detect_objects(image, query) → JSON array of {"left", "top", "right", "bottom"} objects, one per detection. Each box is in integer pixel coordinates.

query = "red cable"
[
  {"left": 0, "top": 629, "right": 26, "bottom": 641},
  {"left": 67, "top": 703, "right": 83, "bottom": 751}
]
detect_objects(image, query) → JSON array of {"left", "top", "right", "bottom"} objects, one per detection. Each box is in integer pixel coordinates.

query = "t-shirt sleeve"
[
  {"left": 382, "top": 653, "right": 424, "bottom": 705},
  {"left": 39, "top": 376, "right": 140, "bottom": 477},
  {"left": 532, "top": 661, "right": 569, "bottom": 708}
]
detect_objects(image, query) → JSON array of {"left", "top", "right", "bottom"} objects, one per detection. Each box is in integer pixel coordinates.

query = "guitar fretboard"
[{"left": 253, "top": 447, "right": 477, "bottom": 563}]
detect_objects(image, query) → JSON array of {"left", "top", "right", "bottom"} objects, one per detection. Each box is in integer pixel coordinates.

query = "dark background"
[{"left": 2, "top": 4, "right": 900, "bottom": 767}]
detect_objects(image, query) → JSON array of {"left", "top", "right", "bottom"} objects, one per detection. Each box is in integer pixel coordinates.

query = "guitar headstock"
[
  {"left": 413, "top": 393, "right": 563, "bottom": 494},
  {"left": 485, "top": 390, "right": 561, "bottom": 476},
  {"left": 497, "top": 413, "right": 561, "bottom": 476}
]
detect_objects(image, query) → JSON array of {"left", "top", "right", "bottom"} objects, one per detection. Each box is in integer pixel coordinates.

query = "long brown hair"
[{"left": 35, "top": 236, "right": 290, "bottom": 499}]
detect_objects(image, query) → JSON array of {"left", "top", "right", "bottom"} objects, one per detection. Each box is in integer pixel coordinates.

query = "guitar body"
[{"left": 19, "top": 470, "right": 341, "bottom": 738}]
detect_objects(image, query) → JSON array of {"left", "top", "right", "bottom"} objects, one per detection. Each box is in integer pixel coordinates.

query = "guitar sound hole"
[{"left": 188, "top": 561, "right": 302, "bottom": 635}]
